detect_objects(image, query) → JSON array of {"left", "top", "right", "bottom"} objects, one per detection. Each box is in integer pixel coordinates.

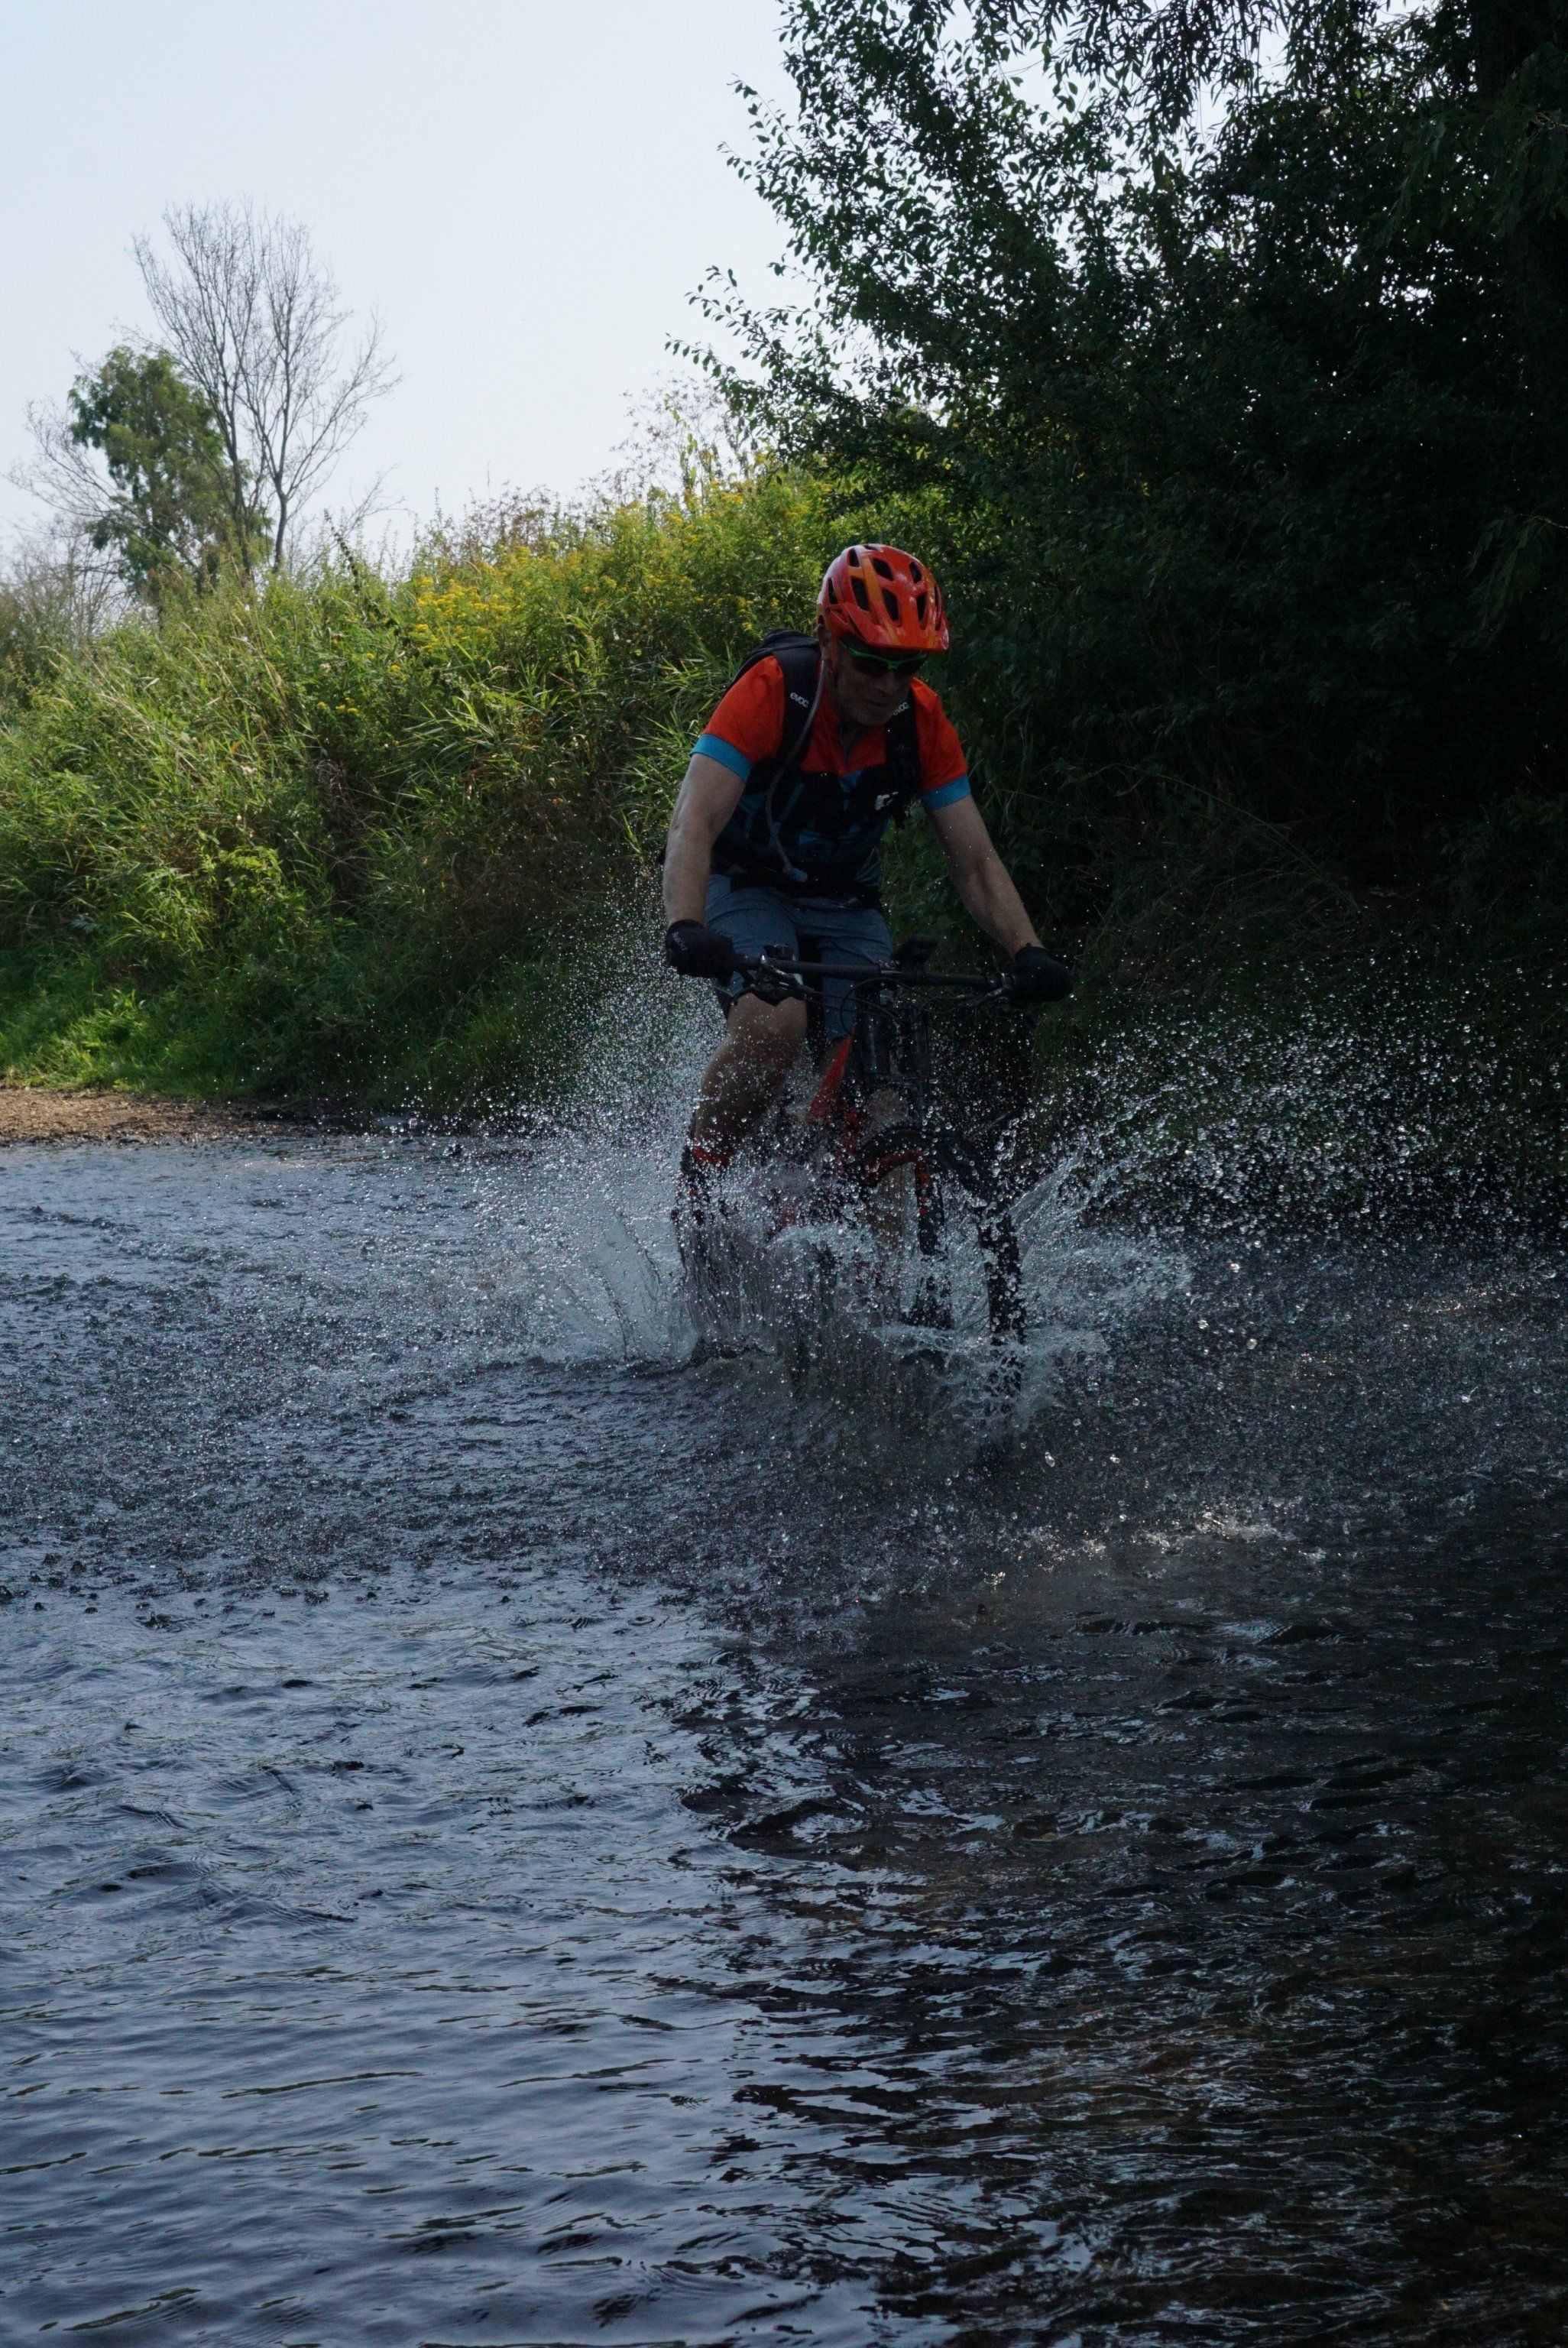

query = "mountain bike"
[{"left": 678, "top": 936, "right": 1038, "bottom": 1349}]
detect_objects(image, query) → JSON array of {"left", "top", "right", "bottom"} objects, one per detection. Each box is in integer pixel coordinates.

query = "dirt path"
[{"left": 0, "top": 1084, "right": 313, "bottom": 1145}]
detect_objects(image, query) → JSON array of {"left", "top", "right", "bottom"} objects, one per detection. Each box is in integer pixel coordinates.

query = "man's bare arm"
[
  {"left": 928, "top": 793, "right": 1041, "bottom": 958},
  {"left": 663, "top": 752, "right": 747, "bottom": 926}
]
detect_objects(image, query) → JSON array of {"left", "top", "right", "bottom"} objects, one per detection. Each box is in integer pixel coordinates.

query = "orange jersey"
[{"left": 694, "top": 657, "right": 971, "bottom": 893}]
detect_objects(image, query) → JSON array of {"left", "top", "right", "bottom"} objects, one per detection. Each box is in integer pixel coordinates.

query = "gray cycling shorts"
[{"left": 705, "top": 874, "right": 893, "bottom": 1043}]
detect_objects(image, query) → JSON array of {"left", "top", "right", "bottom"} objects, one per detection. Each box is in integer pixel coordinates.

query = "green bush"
[
  {"left": 0, "top": 574, "right": 78, "bottom": 717},
  {"left": 0, "top": 475, "right": 857, "bottom": 1099}
]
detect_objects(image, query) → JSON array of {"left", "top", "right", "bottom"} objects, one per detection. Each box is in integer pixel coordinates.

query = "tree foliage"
[
  {"left": 694, "top": 2, "right": 1568, "bottom": 952},
  {"left": 65, "top": 346, "right": 263, "bottom": 599}
]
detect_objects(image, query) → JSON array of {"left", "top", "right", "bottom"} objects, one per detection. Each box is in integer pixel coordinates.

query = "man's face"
[{"left": 820, "top": 627, "right": 922, "bottom": 731}]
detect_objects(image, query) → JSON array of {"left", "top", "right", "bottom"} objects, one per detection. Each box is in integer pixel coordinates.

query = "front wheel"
[
  {"left": 860, "top": 1136, "right": 1024, "bottom": 1345},
  {"left": 973, "top": 1195, "right": 1024, "bottom": 1342},
  {"left": 933, "top": 1137, "right": 1025, "bottom": 1344}
]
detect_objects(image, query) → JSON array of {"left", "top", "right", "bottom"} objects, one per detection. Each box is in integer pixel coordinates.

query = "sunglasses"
[{"left": 843, "top": 643, "right": 926, "bottom": 679}]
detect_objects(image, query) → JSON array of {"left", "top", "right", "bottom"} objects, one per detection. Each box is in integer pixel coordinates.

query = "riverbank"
[
  {"left": 0, "top": 1081, "right": 313, "bottom": 1144},
  {"left": 0, "top": 478, "right": 834, "bottom": 1105}
]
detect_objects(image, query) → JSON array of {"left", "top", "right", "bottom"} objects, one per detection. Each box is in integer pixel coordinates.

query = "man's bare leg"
[{"left": 691, "top": 994, "right": 808, "bottom": 1154}]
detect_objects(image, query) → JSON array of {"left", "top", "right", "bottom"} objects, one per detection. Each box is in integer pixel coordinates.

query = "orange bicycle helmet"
[{"left": 818, "top": 543, "right": 950, "bottom": 654}]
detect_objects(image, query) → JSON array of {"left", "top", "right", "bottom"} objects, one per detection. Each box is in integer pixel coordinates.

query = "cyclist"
[{"left": 663, "top": 543, "right": 1068, "bottom": 1203}]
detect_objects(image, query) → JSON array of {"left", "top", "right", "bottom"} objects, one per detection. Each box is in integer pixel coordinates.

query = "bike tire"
[
  {"left": 859, "top": 1141, "right": 1023, "bottom": 1345},
  {"left": 932, "top": 1150, "right": 1025, "bottom": 1345},
  {"left": 974, "top": 1195, "right": 1025, "bottom": 1343}
]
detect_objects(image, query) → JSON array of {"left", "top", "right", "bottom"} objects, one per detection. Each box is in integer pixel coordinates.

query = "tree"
[
  {"left": 818, "top": 1, "right": 1568, "bottom": 494},
  {"left": 13, "top": 347, "right": 261, "bottom": 607},
  {"left": 696, "top": 2, "right": 1563, "bottom": 926},
  {"left": 133, "top": 200, "right": 396, "bottom": 569},
  {"left": 66, "top": 346, "right": 260, "bottom": 598}
]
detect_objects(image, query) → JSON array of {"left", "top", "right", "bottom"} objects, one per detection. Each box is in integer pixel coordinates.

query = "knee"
[{"left": 730, "top": 999, "right": 807, "bottom": 1070}]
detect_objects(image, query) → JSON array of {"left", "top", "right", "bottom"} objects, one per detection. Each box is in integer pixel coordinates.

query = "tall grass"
[{"left": 0, "top": 475, "right": 855, "bottom": 1099}]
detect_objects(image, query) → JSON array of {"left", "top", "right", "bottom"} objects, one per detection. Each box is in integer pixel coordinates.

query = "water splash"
[
  {"left": 463, "top": 952, "right": 1189, "bottom": 1459},
  {"left": 446, "top": 942, "right": 1563, "bottom": 1526},
  {"left": 1051, "top": 961, "right": 1567, "bottom": 1238}
]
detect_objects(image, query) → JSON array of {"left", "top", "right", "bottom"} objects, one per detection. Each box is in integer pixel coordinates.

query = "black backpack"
[{"left": 722, "top": 630, "right": 922, "bottom": 890}]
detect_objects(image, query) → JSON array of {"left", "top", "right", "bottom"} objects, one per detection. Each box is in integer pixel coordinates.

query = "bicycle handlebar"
[{"left": 734, "top": 951, "right": 1008, "bottom": 994}]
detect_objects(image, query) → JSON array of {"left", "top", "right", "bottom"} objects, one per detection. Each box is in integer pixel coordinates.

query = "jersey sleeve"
[
  {"left": 692, "top": 658, "right": 785, "bottom": 783},
  {"left": 912, "top": 683, "right": 971, "bottom": 812}
]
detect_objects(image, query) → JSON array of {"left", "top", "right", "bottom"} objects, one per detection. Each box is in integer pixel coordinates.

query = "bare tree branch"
[
  {"left": 133, "top": 200, "right": 397, "bottom": 569},
  {"left": 287, "top": 469, "right": 400, "bottom": 569},
  {"left": 11, "top": 398, "right": 113, "bottom": 536},
  {"left": 2, "top": 514, "right": 128, "bottom": 641},
  {"left": 589, "top": 372, "right": 761, "bottom": 504},
  {"left": 8, "top": 401, "right": 141, "bottom": 608}
]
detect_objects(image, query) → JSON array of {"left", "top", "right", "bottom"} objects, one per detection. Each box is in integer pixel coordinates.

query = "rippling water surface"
[{"left": 3, "top": 1117, "right": 1566, "bottom": 2346}]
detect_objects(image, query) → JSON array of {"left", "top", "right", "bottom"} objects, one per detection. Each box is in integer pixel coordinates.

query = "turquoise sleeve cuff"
[
  {"left": 922, "top": 774, "right": 971, "bottom": 812},
  {"left": 693, "top": 731, "right": 753, "bottom": 782}
]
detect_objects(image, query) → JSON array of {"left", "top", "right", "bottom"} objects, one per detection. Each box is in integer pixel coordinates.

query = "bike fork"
[
  {"left": 907, "top": 1159, "right": 953, "bottom": 1330},
  {"left": 977, "top": 1209, "right": 1025, "bottom": 1342}
]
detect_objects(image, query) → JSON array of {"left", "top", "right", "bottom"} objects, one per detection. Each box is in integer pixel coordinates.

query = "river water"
[{"left": 3, "top": 1070, "right": 1566, "bottom": 2343}]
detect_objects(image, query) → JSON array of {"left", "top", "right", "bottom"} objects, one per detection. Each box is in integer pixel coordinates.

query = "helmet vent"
[{"left": 816, "top": 542, "right": 949, "bottom": 657}]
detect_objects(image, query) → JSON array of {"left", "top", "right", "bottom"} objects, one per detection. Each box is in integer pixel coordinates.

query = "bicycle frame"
[
  {"left": 737, "top": 945, "right": 1006, "bottom": 1143},
  {"left": 731, "top": 945, "right": 1029, "bottom": 1339}
]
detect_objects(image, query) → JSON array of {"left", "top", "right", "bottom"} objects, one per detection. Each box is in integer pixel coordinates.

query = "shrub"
[{"left": 0, "top": 475, "right": 857, "bottom": 1096}]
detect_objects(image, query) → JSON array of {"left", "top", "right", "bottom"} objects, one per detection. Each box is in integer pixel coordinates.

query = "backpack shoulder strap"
[
  {"left": 883, "top": 699, "right": 923, "bottom": 826},
  {"left": 732, "top": 631, "right": 821, "bottom": 773},
  {"left": 772, "top": 639, "right": 821, "bottom": 771}
]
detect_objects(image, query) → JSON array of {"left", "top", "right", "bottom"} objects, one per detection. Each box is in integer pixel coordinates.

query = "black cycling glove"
[
  {"left": 1008, "top": 945, "right": 1073, "bottom": 1004},
  {"left": 665, "top": 919, "right": 738, "bottom": 980}
]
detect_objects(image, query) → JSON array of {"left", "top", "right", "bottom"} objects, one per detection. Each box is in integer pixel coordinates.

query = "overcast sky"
[{"left": 0, "top": 0, "right": 792, "bottom": 550}]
